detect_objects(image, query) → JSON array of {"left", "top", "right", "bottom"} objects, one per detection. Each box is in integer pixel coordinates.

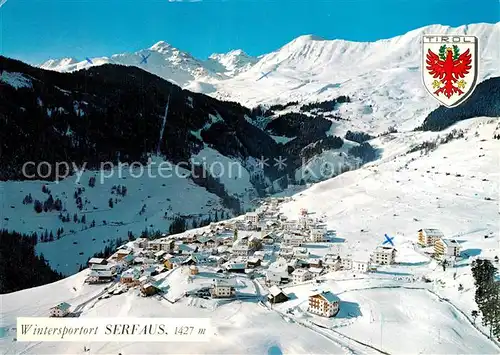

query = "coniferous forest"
[{"left": 0, "top": 229, "right": 64, "bottom": 294}]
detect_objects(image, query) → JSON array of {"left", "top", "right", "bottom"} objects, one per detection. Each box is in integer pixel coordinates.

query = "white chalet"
[
  {"left": 245, "top": 212, "right": 259, "bottom": 224},
  {"left": 292, "top": 268, "right": 313, "bottom": 283},
  {"left": 211, "top": 279, "right": 236, "bottom": 298},
  {"left": 323, "top": 256, "right": 341, "bottom": 271},
  {"left": 50, "top": 302, "right": 71, "bottom": 317},
  {"left": 340, "top": 257, "right": 353, "bottom": 270}
]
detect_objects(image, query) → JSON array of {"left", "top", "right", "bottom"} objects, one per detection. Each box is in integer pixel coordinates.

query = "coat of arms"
[{"left": 422, "top": 35, "right": 479, "bottom": 108}]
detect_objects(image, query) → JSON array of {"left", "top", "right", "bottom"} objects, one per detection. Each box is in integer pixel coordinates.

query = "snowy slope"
[
  {"left": 1, "top": 118, "right": 498, "bottom": 354},
  {"left": 0, "top": 158, "right": 256, "bottom": 275}
]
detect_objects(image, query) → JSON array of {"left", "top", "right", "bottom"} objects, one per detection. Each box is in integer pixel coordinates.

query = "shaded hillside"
[
  {"left": 417, "top": 77, "right": 500, "bottom": 131},
  {"left": 0, "top": 56, "right": 285, "bottom": 182},
  {"left": 0, "top": 229, "right": 64, "bottom": 294}
]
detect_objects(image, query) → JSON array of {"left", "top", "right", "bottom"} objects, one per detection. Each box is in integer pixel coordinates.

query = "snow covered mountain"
[
  {"left": 40, "top": 23, "right": 500, "bottom": 136},
  {"left": 39, "top": 41, "right": 256, "bottom": 88}
]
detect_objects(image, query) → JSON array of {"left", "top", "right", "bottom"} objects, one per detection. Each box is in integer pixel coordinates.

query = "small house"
[
  {"left": 341, "top": 257, "right": 352, "bottom": 270},
  {"left": 262, "top": 234, "right": 275, "bottom": 245},
  {"left": 292, "top": 268, "right": 313, "bottom": 283},
  {"left": 245, "top": 212, "right": 259, "bottom": 224},
  {"left": 225, "top": 262, "right": 247, "bottom": 274},
  {"left": 88, "top": 257, "right": 107, "bottom": 268},
  {"left": 267, "top": 285, "right": 289, "bottom": 304},
  {"left": 189, "top": 265, "right": 199, "bottom": 275},
  {"left": 132, "top": 238, "right": 149, "bottom": 249},
  {"left": 86, "top": 270, "right": 114, "bottom": 284},
  {"left": 50, "top": 302, "right": 71, "bottom": 317}
]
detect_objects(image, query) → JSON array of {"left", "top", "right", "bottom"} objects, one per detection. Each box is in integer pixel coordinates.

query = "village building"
[
  {"left": 418, "top": 229, "right": 445, "bottom": 247},
  {"left": 120, "top": 269, "right": 141, "bottom": 286},
  {"left": 282, "top": 220, "right": 299, "bottom": 231},
  {"left": 86, "top": 270, "right": 115, "bottom": 284},
  {"left": 177, "top": 244, "right": 197, "bottom": 255},
  {"left": 352, "top": 260, "right": 370, "bottom": 273},
  {"left": 154, "top": 250, "right": 168, "bottom": 261},
  {"left": 247, "top": 257, "right": 262, "bottom": 268},
  {"left": 189, "top": 265, "right": 199, "bottom": 275},
  {"left": 308, "top": 266, "right": 324, "bottom": 277},
  {"left": 267, "top": 285, "right": 289, "bottom": 304},
  {"left": 434, "top": 238, "right": 461, "bottom": 259},
  {"left": 138, "top": 275, "right": 150, "bottom": 285},
  {"left": 340, "top": 257, "right": 353, "bottom": 270},
  {"left": 111, "top": 248, "right": 132, "bottom": 261},
  {"left": 292, "top": 268, "right": 313, "bottom": 283},
  {"left": 132, "top": 238, "right": 149, "bottom": 249},
  {"left": 265, "top": 271, "right": 286, "bottom": 286},
  {"left": 278, "top": 245, "right": 294, "bottom": 258},
  {"left": 323, "top": 255, "right": 341, "bottom": 271},
  {"left": 50, "top": 302, "right": 71, "bottom": 317},
  {"left": 211, "top": 279, "right": 236, "bottom": 298},
  {"left": 293, "top": 247, "right": 309, "bottom": 259},
  {"left": 88, "top": 257, "right": 108, "bottom": 268},
  {"left": 224, "top": 262, "right": 247, "bottom": 274},
  {"left": 261, "top": 234, "right": 275, "bottom": 245},
  {"left": 308, "top": 291, "right": 340, "bottom": 318},
  {"left": 148, "top": 239, "right": 175, "bottom": 252},
  {"left": 371, "top": 246, "right": 396, "bottom": 265},
  {"left": 140, "top": 283, "right": 160, "bottom": 297},
  {"left": 181, "top": 234, "right": 197, "bottom": 244},
  {"left": 164, "top": 256, "right": 183, "bottom": 270},
  {"left": 310, "top": 228, "right": 326, "bottom": 242},
  {"left": 232, "top": 244, "right": 255, "bottom": 257},
  {"left": 244, "top": 212, "right": 259, "bottom": 224},
  {"left": 282, "top": 233, "right": 304, "bottom": 247},
  {"left": 307, "top": 259, "right": 323, "bottom": 269}
]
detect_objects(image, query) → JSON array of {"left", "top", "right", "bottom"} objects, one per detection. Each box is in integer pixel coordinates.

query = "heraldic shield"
[{"left": 422, "top": 35, "right": 479, "bottom": 108}]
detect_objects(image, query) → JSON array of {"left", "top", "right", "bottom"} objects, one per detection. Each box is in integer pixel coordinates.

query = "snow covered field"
[
  {"left": 0, "top": 157, "right": 257, "bottom": 275},
  {"left": 2, "top": 116, "right": 498, "bottom": 355},
  {"left": 2, "top": 21, "right": 499, "bottom": 355}
]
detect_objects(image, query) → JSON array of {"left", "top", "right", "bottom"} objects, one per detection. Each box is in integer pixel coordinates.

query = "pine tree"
[{"left": 472, "top": 259, "right": 500, "bottom": 339}]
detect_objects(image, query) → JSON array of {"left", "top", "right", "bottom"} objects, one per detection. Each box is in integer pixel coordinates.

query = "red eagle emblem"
[{"left": 425, "top": 45, "right": 472, "bottom": 99}]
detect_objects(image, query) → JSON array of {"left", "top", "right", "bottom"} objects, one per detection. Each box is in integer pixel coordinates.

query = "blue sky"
[{"left": 0, "top": 0, "right": 498, "bottom": 65}]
